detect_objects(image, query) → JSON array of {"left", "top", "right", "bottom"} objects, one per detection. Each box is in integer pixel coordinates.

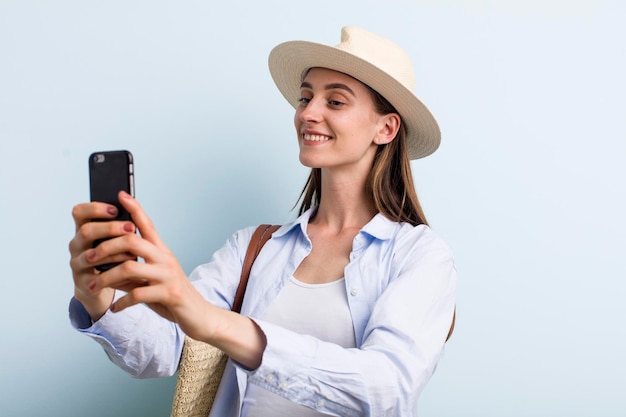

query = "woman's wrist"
[
  {"left": 206, "top": 308, "right": 267, "bottom": 370},
  {"left": 75, "top": 287, "right": 115, "bottom": 323}
]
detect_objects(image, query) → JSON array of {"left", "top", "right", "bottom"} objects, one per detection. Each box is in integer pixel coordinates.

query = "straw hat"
[{"left": 268, "top": 26, "right": 441, "bottom": 160}]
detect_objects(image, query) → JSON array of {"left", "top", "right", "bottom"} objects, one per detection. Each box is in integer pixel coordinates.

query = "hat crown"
[{"left": 335, "top": 26, "right": 416, "bottom": 92}]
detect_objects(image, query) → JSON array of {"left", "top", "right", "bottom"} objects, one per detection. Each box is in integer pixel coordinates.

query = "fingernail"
[
  {"left": 120, "top": 191, "right": 131, "bottom": 199},
  {"left": 86, "top": 249, "right": 96, "bottom": 262},
  {"left": 123, "top": 222, "right": 134, "bottom": 233},
  {"left": 110, "top": 303, "right": 117, "bottom": 313},
  {"left": 88, "top": 280, "right": 97, "bottom": 291},
  {"left": 107, "top": 206, "right": 118, "bottom": 216}
]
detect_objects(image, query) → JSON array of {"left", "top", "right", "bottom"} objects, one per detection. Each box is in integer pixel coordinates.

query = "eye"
[
  {"left": 326, "top": 92, "right": 347, "bottom": 108},
  {"left": 328, "top": 99, "right": 345, "bottom": 107},
  {"left": 298, "top": 97, "right": 311, "bottom": 105}
]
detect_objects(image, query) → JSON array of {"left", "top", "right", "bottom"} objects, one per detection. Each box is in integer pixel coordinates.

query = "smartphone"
[{"left": 88, "top": 150, "right": 135, "bottom": 271}]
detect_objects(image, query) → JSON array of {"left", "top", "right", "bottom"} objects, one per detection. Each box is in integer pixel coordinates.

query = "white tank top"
[{"left": 241, "top": 276, "right": 356, "bottom": 417}]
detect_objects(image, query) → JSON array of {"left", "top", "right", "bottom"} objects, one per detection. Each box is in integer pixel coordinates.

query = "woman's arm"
[{"left": 76, "top": 191, "right": 268, "bottom": 370}]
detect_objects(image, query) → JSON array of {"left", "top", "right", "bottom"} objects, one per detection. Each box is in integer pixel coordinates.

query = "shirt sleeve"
[
  {"left": 239, "top": 233, "right": 457, "bottom": 417},
  {"left": 68, "top": 291, "right": 183, "bottom": 378}
]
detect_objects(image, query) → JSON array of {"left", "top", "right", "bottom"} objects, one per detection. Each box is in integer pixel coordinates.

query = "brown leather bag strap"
[{"left": 232, "top": 224, "right": 281, "bottom": 313}]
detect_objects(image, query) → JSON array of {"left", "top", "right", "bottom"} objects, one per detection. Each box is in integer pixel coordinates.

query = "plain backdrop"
[{"left": 1, "top": 1, "right": 624, "bottom": 416}]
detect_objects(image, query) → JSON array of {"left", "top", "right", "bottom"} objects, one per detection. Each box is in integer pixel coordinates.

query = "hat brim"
[{"left": 268, "top": 40, "right": 441, "bottom": 160}]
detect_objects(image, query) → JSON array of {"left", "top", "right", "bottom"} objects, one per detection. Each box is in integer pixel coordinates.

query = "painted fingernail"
[
  {"left": 88, "top": 280, "right": 97, "bottom": 291},
  {"left": 110, "top": 303, "right": 117, "bottom": 313},
  {"left": 123, "top": 222, "right": 134, "bottom": 232},
  {"left": 107, "top": 206, "right": 118, "bottom": 216},
  {"left": 120, "top": 191, "right": 131, "bottom": 199},
  {"left": 86, "top": 249, "right": 96, "bottom": 262}
]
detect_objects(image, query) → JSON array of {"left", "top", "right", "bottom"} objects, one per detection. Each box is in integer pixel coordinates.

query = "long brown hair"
[{"left": 296, "top": 86, "right": 428, "bottom": 227}]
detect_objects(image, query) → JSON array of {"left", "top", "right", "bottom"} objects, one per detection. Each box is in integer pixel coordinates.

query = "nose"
[{"left": 297, "top": 97, "right": 323, "bottom": 124}]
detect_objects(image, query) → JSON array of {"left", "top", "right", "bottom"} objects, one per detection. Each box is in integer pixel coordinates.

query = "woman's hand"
[
  {"left": 76, "top": 191, "right": 219, "bottom": 342},
  {"left": 70, "top": 191, "right": 267, "bottom": 368},
  {"left": 69, "top": 199, "right": 136, "bottom": 321}
]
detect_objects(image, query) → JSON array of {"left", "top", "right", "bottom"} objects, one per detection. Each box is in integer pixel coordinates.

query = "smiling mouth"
[{"left": 303, "top": 133, "right": 331, "bottom": 142}]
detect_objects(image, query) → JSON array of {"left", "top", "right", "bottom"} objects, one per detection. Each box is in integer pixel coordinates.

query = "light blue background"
[{"left": 1, "top": 1, "right": 624, "bottom": 416}]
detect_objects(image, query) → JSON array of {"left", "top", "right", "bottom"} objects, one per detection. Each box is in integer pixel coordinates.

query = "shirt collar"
[
  {"left": 272, "top": 206, "right": 317, "bottom": 238},
  {"left": 273, "top": 206, "right": 400, "bottom": 241},
  {"left": 360, "top": 212, "right": 399, "bottom": 241}
]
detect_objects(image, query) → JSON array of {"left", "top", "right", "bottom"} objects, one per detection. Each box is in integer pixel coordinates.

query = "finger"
[
  {"left": 71, "top": 266, "right": 99, "bottom": 294},
  {"left": 109, "top": 282, "right": 167, "bottom": 313},
  {"left": 89, "top": 258, "right": 185, "bottom": 304},
  {"left": 89, "top": 258, "right": 153, "bottom": 293},
  {"left": 72, "top": 202, "right": 119, "bottom": 232},
  {"left": 71, "top": 248, "right": 137, "bottom": 291},
  {"left": 70, "top": 259, "right": 115, "bottom": 311},
  {"left": 90, "top": 252, "right": 138, "bottom": 274},
  {"left": 113, "top": 278, "right": 150, "bottom": 294},
  {"left": 86, "top": 230, "right": 168, "bottom": 268},
  {"left": 69, "top": 249, "right": 97, "bottom": 276},
  {"left": 118, "top": 191, "right": 168, "bottom": 250},
  {"left": 70, "top": 220, "right": 136, "bottom": 256},
  {"left": 110, "top": 287, "right": 177, "bottom": 323}
]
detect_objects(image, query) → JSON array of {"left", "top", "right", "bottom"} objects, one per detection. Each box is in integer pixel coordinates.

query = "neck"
[{"left": 313, "top": 168, "right": 377, "bottom": 232}]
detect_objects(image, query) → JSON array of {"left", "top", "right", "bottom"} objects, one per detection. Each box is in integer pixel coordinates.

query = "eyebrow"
[{"left": 300, "top": 81, "right": 356, "bottom": 97}]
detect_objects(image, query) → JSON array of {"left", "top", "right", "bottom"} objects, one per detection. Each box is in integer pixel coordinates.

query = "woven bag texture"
[{"left": 170, "top": 336, "right": 228, "bottom": 417}]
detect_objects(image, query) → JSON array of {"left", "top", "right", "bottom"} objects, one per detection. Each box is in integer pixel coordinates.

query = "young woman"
[{"left": 69, "top": 26, "right": 456, "bottom": 416}]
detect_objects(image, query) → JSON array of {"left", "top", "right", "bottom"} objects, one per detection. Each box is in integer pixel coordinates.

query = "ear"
[{"left": 374, "top": 113, "right": 401, "bottom": 145}]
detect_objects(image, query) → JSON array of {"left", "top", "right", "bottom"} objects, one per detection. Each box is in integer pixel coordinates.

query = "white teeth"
[{"left": 303, "top": 134, "right": 330, "bottom": 141}]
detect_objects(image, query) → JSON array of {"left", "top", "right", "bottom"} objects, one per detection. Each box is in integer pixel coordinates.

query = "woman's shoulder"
[
  {"left": 381, "top": 220, "right": 455, "bottom": 265},
  {"left": 367, "top": 214, "right": 451, "bottom": 251}
]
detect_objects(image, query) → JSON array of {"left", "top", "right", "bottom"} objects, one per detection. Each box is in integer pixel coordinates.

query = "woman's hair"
[{"left": 296, "top": 86, "right": 429, "bottom": 227}]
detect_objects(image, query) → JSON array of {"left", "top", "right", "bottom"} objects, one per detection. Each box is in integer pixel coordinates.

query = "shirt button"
[
  {"left": 350, "top": 288, "right": 358, "bottom": 296},
  {"left": 279, "top": 382, "right": 288, "bottom": 390},
  {"left": 265, "top": 374, "right": 275, "bottom": 383},
  {"left": 317, "top": 399, "right": 325, "bottom": 407}
]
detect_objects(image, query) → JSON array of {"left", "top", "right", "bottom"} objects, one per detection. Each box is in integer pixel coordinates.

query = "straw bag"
[{"left": 170, "top": 224, "right": 280, "bottom": 417}]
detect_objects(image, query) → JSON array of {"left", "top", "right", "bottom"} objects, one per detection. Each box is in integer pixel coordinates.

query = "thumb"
[{"left": 118, "top": 191, "right": 167, "bottom": 250}]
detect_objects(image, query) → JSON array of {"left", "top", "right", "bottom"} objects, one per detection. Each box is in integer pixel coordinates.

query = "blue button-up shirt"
[{"left": 70, "top": 207, "right": 456, "bottom": 416}]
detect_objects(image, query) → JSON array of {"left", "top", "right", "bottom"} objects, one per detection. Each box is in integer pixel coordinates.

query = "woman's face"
[{"left": 294, "top": 67, "right": 396, "bottom": 171}]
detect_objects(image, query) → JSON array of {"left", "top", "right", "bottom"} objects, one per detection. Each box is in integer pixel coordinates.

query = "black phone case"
[{"left": 89, "top": 150, "right": 134, "bottom": 271}]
